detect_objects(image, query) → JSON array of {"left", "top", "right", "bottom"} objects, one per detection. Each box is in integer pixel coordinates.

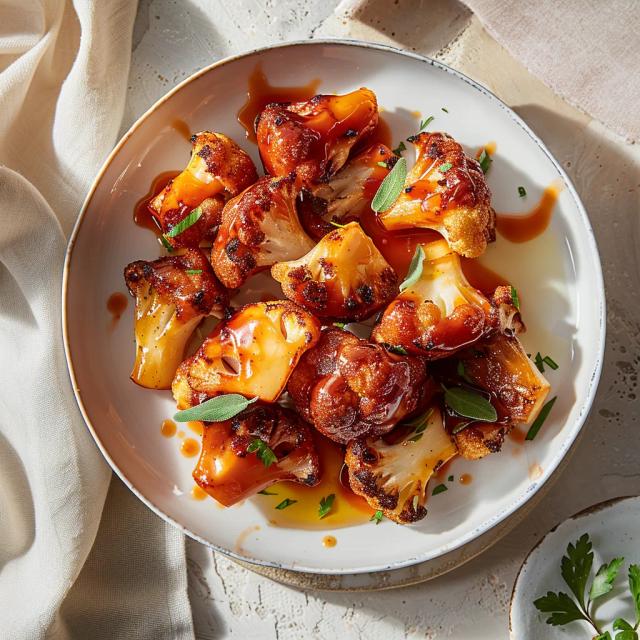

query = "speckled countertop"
[{"left": 125, "top": 2, "right": 640, "bottom": 638}]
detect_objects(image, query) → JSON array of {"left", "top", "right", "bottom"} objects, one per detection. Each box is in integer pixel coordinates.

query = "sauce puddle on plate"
[
  {"left": 133, "top": 170, "right": 179, "bottom": 234},
  {"left": 107, "top": 292, "right": 128, "bottom": 327}
]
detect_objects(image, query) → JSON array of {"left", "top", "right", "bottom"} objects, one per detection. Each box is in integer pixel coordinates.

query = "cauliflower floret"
[
  {"left": 452, "top": 333, "right": 550, "bottom": 459},
  {"left": 211, "top": 175, "right": 315, "bottom": 289},
  {"left": 345, "top": 404, "right": 457, "bottom": 523},
  {"left": 271, "top": 222, "right": 397, "bottom": 322},
  {"left": 150, "top": 131, "right": 258, "bottom": 248},
  {"left": 379, "top": 132, "right": 495, "bottom": 258},
  {"left": 124, "top": 249, "right": 229, "bottom": 389},
  {"left": 372, "top": 239, "right": 519, "bottom": 358},
  {"left": 256, "top": 88, "right": 378, "bottom": 184},
  {"left": 193, "top": 403, "right": 320, "bottom": 507},
  {"left": 182, "top": 301, "right": 321, "bottom": 402},
  {"left": 297, "top": 144, "right": 394, "bottom": 240},
  {"left": 287, "top": 327, "right": 431, "bottom": 444}
]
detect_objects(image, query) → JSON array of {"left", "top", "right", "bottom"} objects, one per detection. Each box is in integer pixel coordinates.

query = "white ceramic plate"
[
  {"left": 511, "top": 496, "right": 640, "bottom": 638},
  {"left": 63, "top": 40, "right": 605, "bottom": 575}
]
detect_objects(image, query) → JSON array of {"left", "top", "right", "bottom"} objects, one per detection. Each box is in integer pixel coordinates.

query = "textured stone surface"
[{"left": 126, "top": 2, "right": 640, "bottom": 638}]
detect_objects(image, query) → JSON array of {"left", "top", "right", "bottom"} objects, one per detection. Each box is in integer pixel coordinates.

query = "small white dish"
[
  {"left": 63, "top": 40, "right": 605, "bottom": 575},
  {"left": 511, "top": 496, "right": 640, "bottom": 639}
]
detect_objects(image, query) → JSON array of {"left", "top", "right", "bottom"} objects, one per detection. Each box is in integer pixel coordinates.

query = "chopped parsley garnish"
[
  {"left": 432, "top": 484, "right": 448, "bottom": 496},
  {"left": 159, "top": 234, "right": 174, "bottom": 252},
  {"left": 370, "top": 510, "right": 384, "bottom": 525},
  {"left": 543, "top": 355, "right": 559, "bottom": 370},
  {"left": 257, "top": 489, "right": 278, "bottom": 496},
  {"left": 392, "top": 141, "right": 407, "bottom": 156},
  {"left": 518, "top": 186, "right": 527, "bottom": 198},
  {"left": 441, "top": 107, "right": 449, "bottom": 113},
  {"left": 376, "top": 161, "right": 388, "bottom": 168},
  {"left": 333, "top": 321, "right": 346, "bottom": 329},
  {"left": 534, "top": 352, "right": 545, "bottom": 372},
  {"left": 406, "top": 408, "right": 433, "bottom": 442},
  {"left": 525, "top": 396, "right": 557, "bottom": 441},
  {"left": 419, "top": 115, "right": 434, "bottom": 131},
  {"left": 447, "top": 475, "right": 454, "bottom": 482},
  {"left": 478, "top": 148, "right": 492, "bottom": 174},
  {"left": 275, "top": 498, "right": 297, "bottom": 510},
  {"left": 185, "top": 269, "right": 202, "bottom": 275},
  {"left": 318, "top": 494, "right": 336, "bottom": 519},
  {"left": 438, "top": 162, "right": 453, "bottom": 173},
  {"left": 247, "top": 438, "right": 278, "bottom": 468},
  {"left": 511, "top": 285, "right": 520, "bottom": 311},
  {"left": 165, "top": 205, "right": 202, "bottom": 238},
  {"left": 329, "top": 220, "right": 347, "bottom": 228},
  {"left": 388, "top": 344, "right": 408, "bottom": 355}
]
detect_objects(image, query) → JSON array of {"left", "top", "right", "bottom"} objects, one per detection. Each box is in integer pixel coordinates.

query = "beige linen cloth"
[{"left": 0, "top": 1, "right": 193, "bottom": 638}]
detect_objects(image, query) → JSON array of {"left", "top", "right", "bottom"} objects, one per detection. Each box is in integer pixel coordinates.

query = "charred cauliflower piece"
[
  {"left": 297, "top": 144, "right": 393, "bottom": 240},
  {"left": 453, "top": 333, "right": 550, "bottom": 459},
  {"left": 183, "top": 301, "right": 321, "bottom": 402},
  {"left": 271, "top": 222, "right": 397, "bottom": 322},
  {"left": 346, "top": 405, "right": 457, "bottom": 523},
  {"left": 287, "top": 327, "right": 430, "bottom": 444},
  {"left": 372, "top": 239, "right": 523, "bottom": 358},
  {"left": 150, "top": 131, "right": 257, "bottom": 248},
  {"left": 193, "top": 403, "right": 320, "bottom": 507},
  {"left": 379, "top": 132, "right": 495, "bottom": 258},
  {"left": 256, "top": 88, "right": 378, "bottom": 184},
  {"left": 124, "top": 249, "right": 228, "bottom": 389},
  {"left": 211, "top": 175, "right": 315, "bottom": 289}
]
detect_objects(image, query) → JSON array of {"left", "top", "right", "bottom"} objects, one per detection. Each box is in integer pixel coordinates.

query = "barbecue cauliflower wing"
[
  {"left": 211, "top": 175, "right": 315, "bottom": 288},
  {"left": 372, "top": 239, "right": 520, "bottom": 358},
  {"left": 271, "top": 222, "right": 397, "bottom": 322},
  {"left": 287, "top": 327, "right": 430, "bottom": 444},
  {"left": 150, "top": 131, "right": 257, "bottom": 248},
  {"left": 183, "top": 301, "right": 321, "bottom": 402},
  {"left": 193, "top": 403, "right": 320, "bottom": 506},
  {"left": 124, "top": 249, "right": 228, "bottom": 389},
  {"left": 379, "top": 132, "right": 495, "bottom": 258},
  {"left": 256, "top": 88, "right": 378, "bottom": 184},
  {"left": 297, "top": 144, "right": 394, "bottom": 240},
  {"left": 345, "top": 404, "right": 457, "bottom": 523}
]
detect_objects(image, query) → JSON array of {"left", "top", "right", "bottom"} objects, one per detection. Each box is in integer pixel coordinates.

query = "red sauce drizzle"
[
  {"left": 107, "top": 292, "right": 128, "bottom": 324},
  {"left": 133, "top": 170, "right": 179, "bottom": 234},
  {"left": 237, "top": 65, "right": 321, "bottom": 143},
  {"left": 496, "top": 183, "right": 561, "bottom": 243}
]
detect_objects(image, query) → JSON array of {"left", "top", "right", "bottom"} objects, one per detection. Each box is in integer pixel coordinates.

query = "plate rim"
[{"left": 61, "top": 38, "right": 607, "bottom": 575}]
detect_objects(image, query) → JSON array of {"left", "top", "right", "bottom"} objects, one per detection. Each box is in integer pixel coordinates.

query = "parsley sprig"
[
  {"left": 534, "top": 532, "right": 640, "bottom": 638},
  {"left": 247, "top": 438, "right": 277, "bottom": 468}
]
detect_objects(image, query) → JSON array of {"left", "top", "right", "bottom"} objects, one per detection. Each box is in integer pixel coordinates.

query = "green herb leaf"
[
  {"left": 318, "top": 494, "right": 336, "bottom": 519},
  {"left": 257, "top": 489, "right": 278, "bottom": 496},
  {"left": 371, "top": 157, "right": 407, "bottom": 212},
  {"left": 174, "top": 394, "right": 258, "bottom": 423},
  {"left": 456, "top": 361, "right": 474, "bottom": 384},
  {"left": 438, "top": 162, "right": 453, "bottom": 173},
  {"left": 185, "top": 269, "right": 202, "bottom": 275},
  {"left": 432, "top": 484, "right": 448, "bottom": 496},
  {"left": 628, "top": 564, "right": 640, "bottom": 621},
  {"left": 333, "top": 321, "right": 346, "bottom": 329},
  {"left": 451, "top": 420, "right": 474, "bottom": 434},
  {"left": 392, "top": 141, "right": 406, "bottom": 156},
  {"left": 511, "top": 285, "right": 521, "bottom": 311},
  {"left": 447, "top": 475, "right": 454, "bottom": 482},
  {"left": 561, "top": 533, "right": 593, "bottom": 609},
  {"left": 388, "top": 344, "right": 408, "bottom": 355},
  {"left": 419, "top": 115, "right": 434, "bottom": 131},
  {"left": 444, "top": 387, "right": 497, "bottom": 422},
  {"left": 275, "top": 498, "right": 297, "bottom": 510},
  {"left": 399, "top": 245, "right": 425, "bottom": 292},
  {"left": 590, "top": 557, "right": 625, "bottom": 600},
  {"left": 533, "top": 591, "right": 588, "bottom": 626},
  {"left": 247, "top": 438, "right": 277, "bottom": 468},
  {"left": 376, "top": 161, "right": 388, "bottom": 168},
  {"left": 329, "top": 220, "right": 347, "bottom": 229},
  {"left": 165, "top": 206, "right": 203, "bottom": 238},
  {"left": 518, "top": 186, "right": 527, "bottom": 198},
  {"left": 370, "top": 510, "right": 383, "bottom": 525},
  {"left": 596, "top": 633, "right": 613, "bottom": 640},
  {"left": 478, "top": 148, "right": 492, "bottom": 174},
  {"left": 159, "top": 234, "right": 174, "bottom": 252},
  {"left": 406, "top": 409, "right": 433, "bottom": 442},
  {"left": 614, "top": 631, "right": 636, "bottom": 640},
  {"left": 525, "top": 396, "right": 557, "bottom": 441},
  {"left": 614, "top": 619, "right": 635, "bottom": 631},
  {"left": 543, "top": 355, "right": 559, "bottom": 370},
  {"left": 441, "top": 107, "right": 449, "bottom": 113},
  {"left": 534, "top": 352, "right": 545, "bottom": 373}
]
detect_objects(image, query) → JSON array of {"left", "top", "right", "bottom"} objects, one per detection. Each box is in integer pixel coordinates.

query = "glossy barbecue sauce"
[
  {"left": 255, "top": 433, "right": 374, "bottom": 530},
  {"left": 107, "top": 292, "right": 128, "bottom": 326},
  {"left": 496, "top": 182, "right": 561, "bottom": 242},
  {"left": 237, "top": 65, "right": 321, "bottom": 143},
  {"left": 133, "top": 170, "right": 179, "bottom": 234}
]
